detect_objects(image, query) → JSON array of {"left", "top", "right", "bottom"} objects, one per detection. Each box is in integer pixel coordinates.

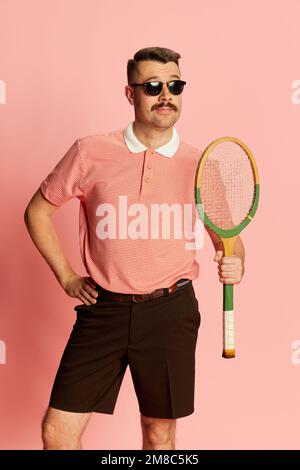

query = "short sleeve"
[{"left": 40, "top": 139, "right": 84, "bottom": 206}]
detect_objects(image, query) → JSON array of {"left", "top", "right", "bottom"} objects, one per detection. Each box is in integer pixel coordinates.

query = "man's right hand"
[{"left": 62, "top": 274, "right": 99, "bottom": 305}]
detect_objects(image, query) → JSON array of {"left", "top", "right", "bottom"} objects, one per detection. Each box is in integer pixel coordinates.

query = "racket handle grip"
[{"left": 223, "top": 284, "right": 235, "bottom": 358}]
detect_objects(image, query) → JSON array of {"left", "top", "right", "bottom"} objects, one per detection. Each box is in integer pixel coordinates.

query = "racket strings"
[{"left": 199, "top": 142, "right": 255, "bottom": 230}]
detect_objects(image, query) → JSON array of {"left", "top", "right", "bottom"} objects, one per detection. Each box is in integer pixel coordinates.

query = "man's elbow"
[
  {"left": 24, "top": 202, "right": 37, "bottom": 228},
  {"left": 24, "top": 187, "right": 59, "bottom": 221}
]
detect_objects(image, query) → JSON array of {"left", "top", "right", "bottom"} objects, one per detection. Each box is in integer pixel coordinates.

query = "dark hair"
[{"left": 127, "top": 46, "right": 181, "bottom": 85}]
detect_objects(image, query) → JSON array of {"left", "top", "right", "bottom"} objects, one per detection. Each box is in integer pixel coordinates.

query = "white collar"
[{"left": 123, "top": 121, "right": 180, "bottom": 158}]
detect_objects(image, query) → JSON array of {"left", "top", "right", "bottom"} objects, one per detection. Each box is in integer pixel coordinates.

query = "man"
[{"left": 24, "top": 46, "right": 244, "bottom": 450}]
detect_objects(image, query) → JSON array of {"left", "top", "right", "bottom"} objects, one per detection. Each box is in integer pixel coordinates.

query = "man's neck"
[{"left": 132, "top": 121, "right": 173, "bottom": 149}]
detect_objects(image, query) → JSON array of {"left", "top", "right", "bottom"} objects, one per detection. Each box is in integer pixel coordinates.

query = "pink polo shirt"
[{"left": 40, "top": 122, "right": 201, "bottom": 294}]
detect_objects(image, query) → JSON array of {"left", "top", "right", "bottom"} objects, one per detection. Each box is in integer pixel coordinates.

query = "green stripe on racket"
[{"left": 195, "top": 136, "right": 260, "bottom": 358}]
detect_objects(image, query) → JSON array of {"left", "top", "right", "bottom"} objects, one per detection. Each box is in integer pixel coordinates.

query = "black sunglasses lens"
[
  {"left": 144, "top": 80, "right": 185, "bottom": 95},
  {"left": 168, "top": 81, "right": 185, "bottom": 95},
  {"left": 145, "top": 82, "right": 162, "bottom": 95}
]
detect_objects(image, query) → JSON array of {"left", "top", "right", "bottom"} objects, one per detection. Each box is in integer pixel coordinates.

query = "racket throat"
[{"left": 222, "top": 236, "right": 237, "bottom": 257}]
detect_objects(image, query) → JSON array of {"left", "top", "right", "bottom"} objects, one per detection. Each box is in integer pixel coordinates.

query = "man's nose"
[{"left": 159, "top": 83, "right": 172, "bottom": 99}]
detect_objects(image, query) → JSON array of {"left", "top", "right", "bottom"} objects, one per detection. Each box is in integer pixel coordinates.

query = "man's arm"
[
  {"left": 24, "top": 188, "right": 98, "bottom": 304},
  {"left": 205, "top": 225, "right": 245, "bottom": 283}
]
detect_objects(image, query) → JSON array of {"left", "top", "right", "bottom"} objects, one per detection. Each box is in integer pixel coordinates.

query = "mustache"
[{"left": 153, "top": 103, "right": 177, "bottom": 111}]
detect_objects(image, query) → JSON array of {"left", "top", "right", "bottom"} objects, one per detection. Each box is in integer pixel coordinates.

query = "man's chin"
[{"left": 152, "top": 115, "right": 179, "bottom": 128}]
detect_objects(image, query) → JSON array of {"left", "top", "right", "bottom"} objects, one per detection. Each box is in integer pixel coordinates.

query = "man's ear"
[{"left": 124, "top": 85, "right": 134, "bottom": 106}]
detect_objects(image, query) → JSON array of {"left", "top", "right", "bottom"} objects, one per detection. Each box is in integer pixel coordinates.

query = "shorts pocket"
[
  {"left": 187, "top": 285, "right": 201, "bottom": 328},
  {"left": 74, "top": 303, "right": 96, "bottom": 314}
]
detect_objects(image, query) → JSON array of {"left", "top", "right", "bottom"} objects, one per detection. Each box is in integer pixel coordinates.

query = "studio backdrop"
[{"left": 0, "top": 0, "right": 299, "bottom": 449}]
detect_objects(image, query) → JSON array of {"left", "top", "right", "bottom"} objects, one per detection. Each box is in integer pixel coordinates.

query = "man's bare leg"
[
  {"left": 140, "top": 414, "right": 176, "bottom": 450},
  {"left": 42, "top": 406, "right": 92, "bottom": 450}
]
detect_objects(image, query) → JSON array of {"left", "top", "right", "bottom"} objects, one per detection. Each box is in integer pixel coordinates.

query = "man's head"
[{"left": 125, "top": 47, "right": 184, "bottom": 130}]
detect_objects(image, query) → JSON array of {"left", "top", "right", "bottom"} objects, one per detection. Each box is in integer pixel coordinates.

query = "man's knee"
[
  {"left": 42, "top": 417, "right": 61, "bottom": 448},
  {"left": 41, "top": 407, "right": 89, "bottom": 450},
  {"left": 42, "top": 413, "right": 76, "bottom": 449},
  {"left": 140, "top": 415, "right": 176, "bottom": 446}
]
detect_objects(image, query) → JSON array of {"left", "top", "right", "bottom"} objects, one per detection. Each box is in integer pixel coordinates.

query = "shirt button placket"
[{"left": 140, "top": 149, "right": 154, "bottom": 199}]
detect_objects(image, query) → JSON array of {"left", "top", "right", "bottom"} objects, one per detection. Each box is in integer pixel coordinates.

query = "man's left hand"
[{"left": 213, "top": 250, "right": 244, "bottom": 284}]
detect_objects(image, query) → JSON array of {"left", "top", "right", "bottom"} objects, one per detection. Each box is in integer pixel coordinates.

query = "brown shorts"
[{"left": 48, "top": 281, "right": 201, "bottom": 419}]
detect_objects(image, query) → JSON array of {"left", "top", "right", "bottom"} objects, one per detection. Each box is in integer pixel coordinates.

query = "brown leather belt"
[{"left": 95, "top": 278, "right": 192, "bottom": 303}]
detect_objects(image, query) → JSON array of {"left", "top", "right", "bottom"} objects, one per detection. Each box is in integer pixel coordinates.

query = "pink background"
[{"left": 1, "top": 0, "right": 300, "bottom": 450}]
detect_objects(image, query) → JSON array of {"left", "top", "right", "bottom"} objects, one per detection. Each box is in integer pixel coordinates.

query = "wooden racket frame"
[{"left": 195, "top": 136, "right": 260, "bottom": 358}]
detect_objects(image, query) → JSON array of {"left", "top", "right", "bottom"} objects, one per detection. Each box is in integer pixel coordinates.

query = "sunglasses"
[{"left": 130, "top": 80, "right": 186, "bottom": 96}]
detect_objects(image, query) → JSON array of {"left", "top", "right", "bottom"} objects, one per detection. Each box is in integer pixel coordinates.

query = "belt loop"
[{"left": 163, "top": 288, "right": 169, "bottom": 296}]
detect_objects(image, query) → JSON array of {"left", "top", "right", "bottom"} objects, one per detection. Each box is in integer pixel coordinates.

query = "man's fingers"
[
  {"left": 219, "top": 264, "right": 237, "bottom": 272},
  {"left": 219, "top": 272, "right": 238, "bottom": 279},
  {"left": 80, "top": 291, "right": 97, "bottom": 305},
  {"left": 83, "top": 282, "right": 98, "bottom": 294},
  {"left": 213, "top": 250, "right": 223, "bottom": 262},
  {"left": 219, "top": 269, "right": 237, "bottom": 275},
  {"left": 85, "top": 276, "right": 98, "bottom": 288},
  {"left": 78, "top": 294, "right": 92, "bottom": 305},
  {"left": 221, "top": 255, "right": 242, "bottom": 264},
  {"left": 80, "top": 284, "right": 98, "bottom": 304},
  {"left": 220, "top": 278, "right": 241, "bottom": 284}
]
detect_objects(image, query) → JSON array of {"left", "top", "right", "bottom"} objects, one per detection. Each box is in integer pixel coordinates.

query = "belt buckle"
[
  {"left": 132, "top": 294, "right": 143, "bottom": 303},
  {"left": 132, "top": 293, "right": 151, "bottom": 303}
]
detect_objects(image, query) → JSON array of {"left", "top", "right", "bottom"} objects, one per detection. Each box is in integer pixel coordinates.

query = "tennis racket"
[{"left": 194, "top": 136, "right": 259, "bottom": 358}]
